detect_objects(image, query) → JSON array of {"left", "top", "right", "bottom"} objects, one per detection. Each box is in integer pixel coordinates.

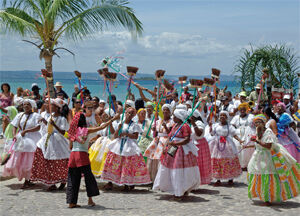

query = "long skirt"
[
  {"left": 248, "top": 163, "right": 300, "bottom": 202},
  {"left": 101, "top": 152, "right": 151, "bottom": 186},
  {"left": 2, "top": 151, "right": 35, "bottom": 181},
  {"left": 153, "top": 146, "right": 200, "bottom": 196},
  {"left": 30, "top": 148, "right": 69, "bottom": 185},
  {"left": 195, "top": 138, "right": 212, "bottom": 184},
  {"left": 89, "top": 137, "right": 110, "bottom": 177},
  {"left": 146, "top": 159, "right": 159, "bottom": 182}
]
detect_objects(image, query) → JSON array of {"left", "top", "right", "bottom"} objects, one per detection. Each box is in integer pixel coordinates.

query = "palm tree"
[
  {"left": 0, "top": 0, "right": 143, "bottom": 97},
  {"left": 234, "top": 44, "right": 300, "bottom": 95}
]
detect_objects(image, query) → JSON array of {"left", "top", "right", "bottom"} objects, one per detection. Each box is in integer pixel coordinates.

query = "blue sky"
[{"left": 0, "top": 0, "right": 299, "bottom": 75}]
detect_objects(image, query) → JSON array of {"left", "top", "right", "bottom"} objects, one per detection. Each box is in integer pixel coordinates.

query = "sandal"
[{"left": 68, "top": 204, "right": 81, "bottom": 208}]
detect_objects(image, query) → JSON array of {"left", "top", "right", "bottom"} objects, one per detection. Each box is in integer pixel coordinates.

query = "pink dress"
[
  {"left": 153, "top": 123, "right": 200, "bottom": 196},
  {"left": 191, "top": 120, "right": 212, "bottom": 184}
]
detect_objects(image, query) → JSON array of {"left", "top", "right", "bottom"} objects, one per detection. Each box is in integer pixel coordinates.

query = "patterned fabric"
[
  {"left": 101, "top": 152, "right": 151, "bottom": 185},
  {"left": 161, "top": 146, "right": 198, "bottom": 169},
  {"left": 195, "top": 138, "right": 212, "bottom": 184},
  {"left": 247, "top": 163, "right": 300, "bottom": 202},
  {"left": 68, "top": 112, "right": 83, "bottom": 142},
  {"left": 89, "top": 137, "right": 111, "bottom": 177},
  {"left": 211, "top": 157, "right": 242, "bottom": 180},
  {"left": 30, "top": 148, "right": 68, "bottom": 185}
]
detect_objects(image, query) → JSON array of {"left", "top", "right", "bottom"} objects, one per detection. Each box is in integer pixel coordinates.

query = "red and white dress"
[
  {"left": 209, "top": 123, "right": 242, "bottom": 180},
  {"left": 191, "top": 120, "right": 212, "bottom": 184},
  {"left": 153, "top": 123, "right": 200, "bottom": 196},
  {"left": 101, "top": 121, "right": 151, "bottom": 185},
  {"left": 30, "top": 115, "right": 70, "bottom": 185}
]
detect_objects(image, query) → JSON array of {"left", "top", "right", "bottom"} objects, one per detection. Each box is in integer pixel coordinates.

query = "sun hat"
[{"left": 54, "top": 82, "right": 63, "bottom": 87}]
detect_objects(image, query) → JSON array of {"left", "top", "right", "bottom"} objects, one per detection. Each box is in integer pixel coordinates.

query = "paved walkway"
[{"left": 0, "top": 139, "right": 299, "bottom": 216}]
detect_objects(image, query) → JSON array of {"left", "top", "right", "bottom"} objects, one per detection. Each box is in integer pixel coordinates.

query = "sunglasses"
[
  {"left": 75, "top": 101, "right": 81, "bottom": 104},
  {"left": 87, "top": 107, "right": 93, "bottom": 110}
]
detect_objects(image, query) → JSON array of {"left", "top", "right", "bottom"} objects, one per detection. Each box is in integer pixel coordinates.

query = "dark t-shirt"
[{"left": 55, "top": 89, "right": 69, "bottom": 99}]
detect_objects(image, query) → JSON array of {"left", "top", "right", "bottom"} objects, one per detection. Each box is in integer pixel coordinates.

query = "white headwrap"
[
  {"left": 104, "top": 108, "right": 115, "bottom": 117},
  {"left": 23, "top": 99, "right": 37, "bottom": 109},
  {"left": 14, "top": 97, "right": 24, "bottom": 106},
  {"left": 174, "top": 109, "right": 187, "bottom": 122},
  {"left": 220, "top": 110, "right": 229, "bottom": 119},
  {"left": 125, "top": 100, "right": 135, "bottom": 108},
  {"left": 51, "top": 98, "right": 66, "bottom": 108},
  {"left": 176, "top": 104, "right": 187, "bottom": 111},
  {"left": 162, "top": 104, "right": 172, "bottom": 113},
  {"left": 187, "top": 108, "right": 201, "bottom": 118},
  {"left": 99, "top": 99, "right": 106, "bottom": 104},
  {"left": 185, "top": 100, "right": 193, "bottom": 107}
]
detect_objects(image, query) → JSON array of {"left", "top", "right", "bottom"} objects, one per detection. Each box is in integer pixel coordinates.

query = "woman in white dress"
[
  {"left": 230, "top": 103, "right": 254, "bottom": 170},
  {"left": 2, "top": 99, "right": 41, "bottom": 188},
  {"left": 30, "top": 98, "right": 70, "bottom": 191}
]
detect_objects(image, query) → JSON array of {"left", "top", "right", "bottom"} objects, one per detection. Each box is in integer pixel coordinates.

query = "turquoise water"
[{"left": 1, "top": 71, "right": 240, "bottom": 101}]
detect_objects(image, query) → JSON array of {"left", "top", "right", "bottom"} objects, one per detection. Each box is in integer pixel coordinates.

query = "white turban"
[
  {"left": 185, "top": 100, "right": 193, "bottom": 107},
  {"left": 23, "top": 99, "right": 37, "bottom": 109},
  {"left": 14, "top": 97, "right": 24, "bottom": 106},
  {"left": 176, "top": 104, "right": 187, "bottom": 111},
  {"left": 174, "top": 109, "right": 188, "bottom": 122},
  {"left": 220, "top": 110, "right": 229, "bottom": 119},
  {"left": 104, "top": 108, "right": 115, "bottom": 117},
  {"left": 125, "top": 100, "right": 135, "bottom": 108},
  {"left": 162, "top": 104, "right": 172, "bottom": 113},
  {"left": 51, "top": 98, "right": 66, "bottom": 108},
  {"left": 99, "top": 99, "right": 106, "bottom": 104},
  {"left": 188, "top": 108, "right": 201, "bottom": 118}
]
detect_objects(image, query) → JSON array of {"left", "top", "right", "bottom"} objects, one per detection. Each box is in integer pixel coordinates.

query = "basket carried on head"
[
  {"left": 178, "top": 76, "right": 188, "bottom": 84},
  {"left": 155, "top": 69, "right": 165, "bottom": 80},
  {"left": 211, "top": 68, "right": 221, "bottom": 80},
  {"left": 127, "top": 66, "right": 139, "bottom": 76},
  {"left": 189, "top": 79, "right": 204, "bottom": 88},
  {"left": 203, "top": 78, "right": 215, "bottom": 87},
  {"left": 97, "top": 68, "right": 108, "bottom": 77},
  {"left": 105, "top": 72, "right": 117, "bottom": 81},
  {"left": 41, "top": 69, "right": 52, "bottom": 78},
  {"left": 163, "top": 79, "right": 174, "bottom": 91}
]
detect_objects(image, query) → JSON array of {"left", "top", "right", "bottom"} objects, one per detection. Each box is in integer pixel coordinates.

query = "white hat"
[
  {"left": 125, "top": 100, "right": 135, "bottom": 108},
  {"left": 31, "top": 83, "right": 40, "bottom": 90},
  {"left": 54, "top": 82, "right": 63, "bottom": 87},
  {"left": 51, "top": 98, "right": 66, "bottom": 108},
  {"left": 99, "top": 99, "right": 106, "bottom": 104},
  {"left": 283, "top": 94, "right": 290, "bottom": 100}
]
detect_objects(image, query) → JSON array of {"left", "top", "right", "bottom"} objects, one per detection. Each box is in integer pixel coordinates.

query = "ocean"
[{"left": 0, "top": 71, "right": 240, "bottom": 102}]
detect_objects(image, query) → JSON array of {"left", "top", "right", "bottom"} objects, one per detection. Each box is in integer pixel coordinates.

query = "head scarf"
[
  {"left": 174, "top": 109, "right": 187, "bottom": 122},
  {"left": 187, "top": 108, "right": 201, "bottom": 118},
  {"left": 238, "top": 102, "right": 250, "bottom": 111},
  {"left": 68, "top": 112, "right": 83, "bottom": 142},
  {"left": 104, "top": 108, "right": 115, "bottom": 117},
  {"left": 137, "top": 108, "right": 146, "bottom": 115},
  {"left": 145, "top": 101, "right": 154, "bottom": 108},
  {"left": 185, "top": 100, "right": 193, "bottom": 107},
  {"left": 51, "top": 98, "right": 66, "bottom": 109},
  {"left": 125, "top": 100, "right": 135, "bottom": 108},
  {"left": 23, "top": 98, "right": 37, "bottom": 109},
  {"left": 220, "top": 110, "right": 229, "bottom": 119},
  {"left": 162, "top": 104, "right": 172, "bottom": 113},
  {"left": 277, "top": 102, "right": 286, "bottom": 111},
  {"left": 253, "top": 114, "right": 267, "bottom": 124},
  {"left": 176, "top": 104, "right": 187, "bottom": 111},
  {"left": 14, "top": 97, "right": 24, "bottom": 107}
]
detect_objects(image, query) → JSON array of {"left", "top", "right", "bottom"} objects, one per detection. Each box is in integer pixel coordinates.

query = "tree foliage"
[{"left": 234, "top": 45, "right": 299, "bottom": 94}]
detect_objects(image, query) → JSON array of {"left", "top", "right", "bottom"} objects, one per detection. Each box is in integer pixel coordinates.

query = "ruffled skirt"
[
  {"left": 89, "top": 137, "right": 111, "bottom": 177},
  {"left": 2, "top": 151, "right": 35, "bottom": 181},
  {"left": 144, "top": 137, "right": 168, "bottom": 160},
  {"left": 30, "top": 148, "right": 68, "bottom": 185},
  {"left": 248, "top": 163, "right": 300, "bottom": 202}
]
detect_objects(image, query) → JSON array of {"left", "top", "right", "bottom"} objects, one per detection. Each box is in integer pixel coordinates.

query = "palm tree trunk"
[{"left": 44, "top": 55, "right": 56, "bottom": 98}]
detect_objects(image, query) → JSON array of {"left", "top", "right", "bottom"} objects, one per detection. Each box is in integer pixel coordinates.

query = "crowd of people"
[{"left": 0, "top": 76, "right": 299, "bottom": 208}]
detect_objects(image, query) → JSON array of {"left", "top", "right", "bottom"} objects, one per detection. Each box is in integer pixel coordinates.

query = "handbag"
[{"left": 167, "top": 145, "right": 178, "bottom": 157}]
